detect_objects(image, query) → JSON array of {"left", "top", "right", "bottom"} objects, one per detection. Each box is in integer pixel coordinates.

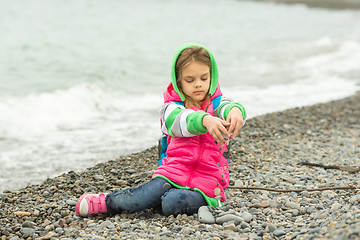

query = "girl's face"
[{"left": 179, "top": 61, "right": 210, "bottom": 105}]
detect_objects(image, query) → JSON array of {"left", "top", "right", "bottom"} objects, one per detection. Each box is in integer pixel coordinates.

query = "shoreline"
[
  {"left": 248, "top": 0, "right": 360, "bottom": 10},
  {"left": 1, "top": 92, "right": 359, "bottom": 239}
]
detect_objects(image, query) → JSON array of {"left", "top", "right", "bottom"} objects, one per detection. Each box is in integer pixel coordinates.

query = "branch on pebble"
[
  {"left": 298, "top": 161, "right": 360, "bottom": 173},
  {"left": 228, "top": 184, "right": 357, "bottom": 192}
]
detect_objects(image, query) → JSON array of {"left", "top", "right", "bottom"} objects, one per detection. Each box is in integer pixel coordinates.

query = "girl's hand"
[
  {"left": 226, "top": 107, "right": 244, "bottom": 139},
  {"left": 202, "top": 115, "right": 230, "bottom": 146}
]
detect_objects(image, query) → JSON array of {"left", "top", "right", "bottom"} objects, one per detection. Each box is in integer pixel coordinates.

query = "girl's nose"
[{"left": 194, "top": 80, "right": 202, "bottom": 87}]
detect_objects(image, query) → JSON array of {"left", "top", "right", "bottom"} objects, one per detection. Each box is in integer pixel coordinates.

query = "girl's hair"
[{"left": 175, "top": 47, "right": 211, "bottom": 109}]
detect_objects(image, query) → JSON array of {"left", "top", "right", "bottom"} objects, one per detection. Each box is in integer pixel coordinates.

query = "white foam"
[
  {"left": 0, "top": 84, "right": 98, "bottom": 138},
  {"left": 223, "top": 77, "right": 359, "bottom": 119},
  {"left": 297, "top": 40, "right": 360, "bottom": 76},
  {"left": 0, "top": 83, "right": 163, "bottom": 139}
]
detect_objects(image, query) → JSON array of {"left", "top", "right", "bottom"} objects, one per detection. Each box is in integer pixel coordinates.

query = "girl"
[{"left": 76, "top": 43, "right": 246, "bottom": 217}]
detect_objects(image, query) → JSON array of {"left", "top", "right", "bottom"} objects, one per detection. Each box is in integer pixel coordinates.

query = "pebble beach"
[{"left": 0, "top": 91, "right": 359, "bottom": 240}]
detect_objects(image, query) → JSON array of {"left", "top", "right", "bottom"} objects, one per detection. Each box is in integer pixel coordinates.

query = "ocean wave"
[
  {"left": 0, "top": 83, "right": 162, "bottom": 139},
  {"left": 222, "top": 77, "right": 359, "bottom": 118},
  {"left": 296, "top": 39, "right": 360, "bottom": 78}
]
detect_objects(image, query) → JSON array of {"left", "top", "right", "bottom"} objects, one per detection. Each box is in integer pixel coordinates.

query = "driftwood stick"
[
  {"left": 228, "top": 184, "right": 357, "bottom": 192},
  {"left": 298, "top": 162, "right": 360, "bottom": 173}
]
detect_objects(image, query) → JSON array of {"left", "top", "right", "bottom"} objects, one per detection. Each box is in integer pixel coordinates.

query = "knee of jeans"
[
  {"left": 164, "top": 188, "right": 190, "bottom": 201},
  {"left": 161, "top": 190, "right": 181, "bottom": 216}
]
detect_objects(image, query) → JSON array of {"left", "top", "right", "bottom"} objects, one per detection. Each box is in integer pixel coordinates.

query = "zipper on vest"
[{"left": 185, "top": 135, "right": 204, "bottom": 187}]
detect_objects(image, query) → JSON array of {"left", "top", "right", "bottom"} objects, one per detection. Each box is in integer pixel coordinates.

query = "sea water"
[{"left": 1, "top": 0, "right": 359, "bottom": 191}]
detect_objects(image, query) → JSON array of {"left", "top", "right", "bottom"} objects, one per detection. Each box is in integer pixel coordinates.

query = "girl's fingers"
[
  {"left": 231, "top": 123, "right": 240, "bottom": 139},
  {"left": 222, "top": 120, "right": 231, "bottom": 127},
  {"left": 231, "top": 120, "right": 243, "bottom": 139},
  {"left": 213, "top": 131, "right": 222, "bottom": 145},
  {"left": 215, "top": 127, "right": 229, "bottom": 146},
  {"left": 206, "top": 117, "right": 231, "bottom": 146},
  {"left": 228, "top": 120, "right": 235, "bottom": 134}
]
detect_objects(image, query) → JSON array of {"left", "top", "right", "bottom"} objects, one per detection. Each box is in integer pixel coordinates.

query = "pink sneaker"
[{"left": 75, "top": 193, "right": 108, "bottom": 216}]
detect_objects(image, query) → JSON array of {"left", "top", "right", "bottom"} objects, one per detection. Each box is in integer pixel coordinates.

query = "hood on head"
[{"left": 171, "top": 43, "right": 219, "bottom": 101}]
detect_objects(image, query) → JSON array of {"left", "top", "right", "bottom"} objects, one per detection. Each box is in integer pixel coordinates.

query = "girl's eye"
[
  {"left": 186, "top": 80, "right": 193, "bottom": 83},
  {"left": 201, "top": 78, "right": 208, "bottom": 81}
]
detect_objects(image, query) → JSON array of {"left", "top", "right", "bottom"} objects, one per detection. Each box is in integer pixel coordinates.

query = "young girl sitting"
[{"left": 76, "top": 43, "right": 246, "bottom": 217}]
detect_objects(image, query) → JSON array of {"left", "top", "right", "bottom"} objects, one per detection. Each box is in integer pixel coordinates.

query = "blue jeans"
[{"left": 105, "top": 177, "right": 207, "bottom": 216}]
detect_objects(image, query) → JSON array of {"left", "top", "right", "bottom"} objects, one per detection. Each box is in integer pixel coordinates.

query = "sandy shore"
[
  {"left": 0, "top": 92, "right": 359, "bottom": 239},
  {"left": 248, "top": 0, "right": 360, "bottom": 10}
]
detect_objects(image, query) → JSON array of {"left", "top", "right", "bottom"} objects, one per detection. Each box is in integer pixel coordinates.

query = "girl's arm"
[
  {"left": 160, "top": 102, "right": 209, "bottom": 137},
  {"left": 160, "top": 98, "right": 246, "bottom": 141},
  {"left": 213, "top": 97, "right": 247, "bottom": 123}
]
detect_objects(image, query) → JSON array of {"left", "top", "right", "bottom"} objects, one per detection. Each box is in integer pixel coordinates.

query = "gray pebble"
[
  {"left": 20, "top": 228, "right": 35, "bottom": 237},
  {"left": 93, "top": 175, "right": 104, "bottom": 180},
  {"left": 22, "top": 221, "right": 36, "bottom": 228},
  {"left": 349, "top": 194, "right": 360, "bottom": 204},
  {"left": 307, "top": 206, "right": 315, "bottom": 214},
  {"left": 285, "top": 200, "right": 300, "bottom": 210},
  {"left": 198, "top": 206, "right": 215, "bottom": 224},
  {"left": 301, "top": 191, "right": 310, "bottom": 198},
  {"left": 88, "top": 223, "right": 98, "bottom": 228},
  {"left": 216, "top": 214, "right": 243, "bottom": 225},
  {"left": 315, "top": 210, "right": 328, "bottom": 219},
  {"left": 223, "top": 223, "right": 237, "bottom": 231},
  {"left": 107, "top": 224, "right": 115, "bottom": 229},
  {"left": 267, "top": 225, "right": 276, "bottom": 233},
  {"left": 241, "top": 222, "right": 250, "bottom": 229},
  {"left": 241, "top": 212, "right": 252, "bottom": 223},
  {"left": 273, "top": 229, "right": 286, "bottom": 237},
  {"left": 217, "top": 209, "right": 236, "bottom": 217},
  {"left": 310, "top": 227, "right": 321, "bottom": 233},
  {"left": 159, "top": 231, "right": 172, "bottom": 236},
  {"left": 125, "top": 169, "right": 136, "bottom": 174},
  {"left": 331, "top": 202, "right": 343, "bottom": 211},
  {"left": 292, "top": 209, "right": 300, "bottom": 216},
  {"left": 182, "top": 227, "right": 191, "bottom": 235},
  {"left": 98, "top": 221, "right": 111, "bottom": 230},
  {"left": 249, "top": 233, "right": 260, "bottom": 239},
  {"left": 66, "top": 199, "right": 77, "bottom": 206}
]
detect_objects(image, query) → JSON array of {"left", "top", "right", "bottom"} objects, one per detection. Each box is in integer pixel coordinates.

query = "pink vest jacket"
[{"left": 153, "top": 84, "right": 229, "bottom": 203}]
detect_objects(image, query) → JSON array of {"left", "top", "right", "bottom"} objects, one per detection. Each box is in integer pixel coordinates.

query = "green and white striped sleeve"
[
  {"left": 214, "top": 97, "right": 247, "bottom": 124},
  {"left": 160, "top": 103, "right": 209, "bottom": 137}
]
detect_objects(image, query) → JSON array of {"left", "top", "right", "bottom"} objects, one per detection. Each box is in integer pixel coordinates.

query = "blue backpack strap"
[
  {"left": 158, "top": 101, "right": 184, "bottom": 166},
  {"left": 158, "top": 135, "right": 168, "bottom": 166},
  {"left": 172, "top": 100, "right": 185, "bottom": 106},
  {"left": 212, "top": 96, "right": 221, "bottom": 111}
]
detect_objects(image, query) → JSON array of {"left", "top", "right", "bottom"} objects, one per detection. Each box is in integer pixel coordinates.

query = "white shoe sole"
[{"left": 79, "top": 198, "right": 89, "bottom": 216}]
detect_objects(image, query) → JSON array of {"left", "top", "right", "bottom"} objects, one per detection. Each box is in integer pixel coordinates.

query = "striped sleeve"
[
  {"left": 160, "top": 102, "right": 209, "bottom": 137},
  {"left": 214, "top": 97, "right": 247, "bottom": 124}
]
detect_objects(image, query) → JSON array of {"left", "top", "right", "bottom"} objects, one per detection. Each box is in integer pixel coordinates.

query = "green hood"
[{"left": 171, "top": 43, "right": 219, "bottom": 101}]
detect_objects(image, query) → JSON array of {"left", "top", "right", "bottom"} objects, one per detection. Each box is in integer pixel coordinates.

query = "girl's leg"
[
  {"left": 161, "top": 188, "right": 207, "bottom": 216},
  {"left": 106, "top": 177, "right": 170, "bottom": 214}
]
